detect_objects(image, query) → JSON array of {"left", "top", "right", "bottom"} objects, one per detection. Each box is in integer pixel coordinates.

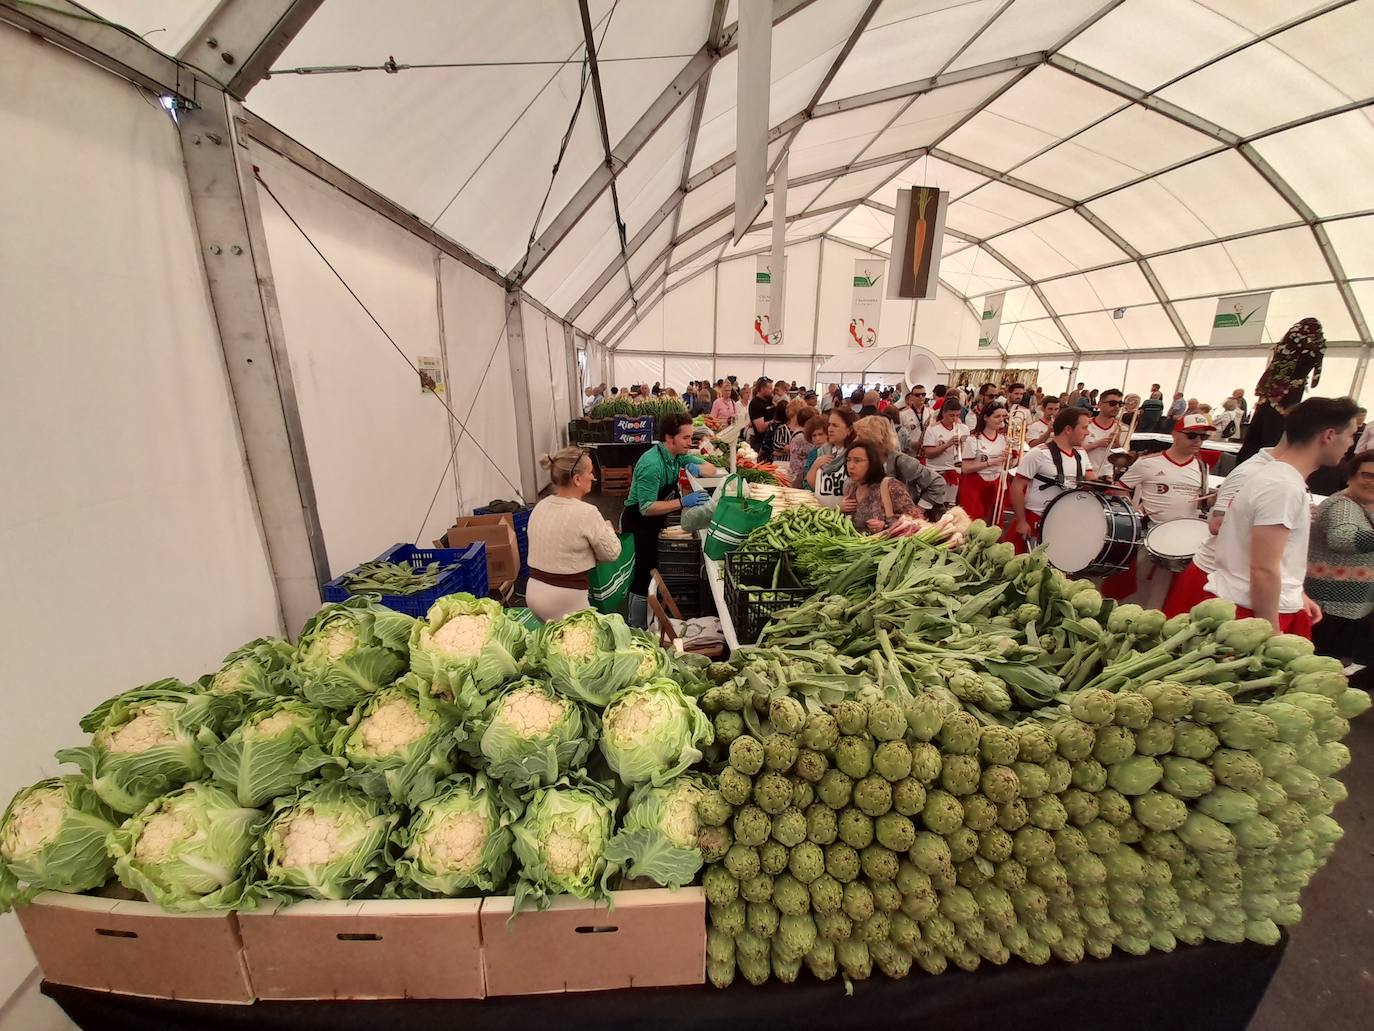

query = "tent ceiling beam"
[
  {"left": 178, "top": 0, "right": 324, "bottom": 100},
  {"left": 664, "top": 232, "right": 828, "bottom": 298},
  {"left": 664, "top": 0, "right": 730, "bottom": 277},
  {"left": 689, "top": 52, "right": 1045, "bottom": 192},
  {"left": 767, "top": 0, "right": 885, "bottom": 178},
  {"left": 943, "top": 227, "right": 1081, "bottom": 357},
  {"left": 0, "top": 0, "right": 206, "bottom": 101},
  {"left": 512, "top": 0, "right": 820, "bottom": 287},
  {"left": 567, "top": 189, "right": 684, "bottom": 321},
  {"left": 592, "top": 244, "right": 675, "bottom": 338}
]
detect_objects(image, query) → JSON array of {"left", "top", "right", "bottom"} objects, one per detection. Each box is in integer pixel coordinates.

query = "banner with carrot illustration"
[{"left": 887, "top": 186, "right": 949, "bottom": 301}]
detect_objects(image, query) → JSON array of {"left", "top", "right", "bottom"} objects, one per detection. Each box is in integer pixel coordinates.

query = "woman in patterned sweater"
[{"left": 1306, "top": 449, "right": 1374, "bottom": 665}]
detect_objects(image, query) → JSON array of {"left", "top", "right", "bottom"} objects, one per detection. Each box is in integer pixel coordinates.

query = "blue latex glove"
[
  {"left": 681, "top": 490, "right": 710, "bottom": 509},
  {"left": 683, "top": 454, "right": 705, "bottom": 467}
]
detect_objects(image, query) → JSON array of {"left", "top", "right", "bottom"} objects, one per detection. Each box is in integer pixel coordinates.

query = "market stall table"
[{"left": 42, "top": 934, "right": 1286, "bottom": 1031}]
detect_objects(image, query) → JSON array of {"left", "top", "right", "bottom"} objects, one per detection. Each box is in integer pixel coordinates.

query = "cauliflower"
[
  {"left": 552, "top": 624, "right": 598, "bottom": 660},
  {"left": 245, "top": 708, "right": 310, "bottom": 741},
  {"left": 302, "top": 621, "right": 359, "bottom": 666},
  {"left": 492, "top": 687, "right": 568, "bottom": 738},
  {"left": 210, "top": 657, "right": 251, "bottom": 695},
  {"left": 600, "top": 680, "right": 712, "bottom": 786},
  {"left": 417, "top": 807, "right": 488, "bottom": 873},
  {"left": 276, "top": 808, "right": 349, "bottom": 868},
  {"left": 132, "top": 808, "right": 193, "bottom": 863},
  {"left": 426, "top": 613, "right": 493, "bottom": 657},
  {"left": 94, "top": 704, "right": 179, "bottom": 754},
  {"left": 353, "top": 697, "right": 430, "bottom": 756},
  {"left": 0, "top": 785, "right": 65, "bottom": 859},
  {"left": 512, "top": 779, "right": 618, "bottom": 907}
]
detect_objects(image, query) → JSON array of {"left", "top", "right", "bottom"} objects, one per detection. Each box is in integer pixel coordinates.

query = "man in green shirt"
[{"left": 622, "top": 413, "right": 721, "bottom": 627}]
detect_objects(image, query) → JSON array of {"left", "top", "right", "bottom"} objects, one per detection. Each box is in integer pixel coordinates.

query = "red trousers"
[
  {"left": 1195, "top": 592, "right": 1314, "bottom": 638},
  {"left": 958, "top": 474, "right": 1000, "bottom": 524},
  {"left": 1161, "top": 561, "right": 1210, "bottom": 617},
  {"left": 1002, "top": 511, "right": 1042, "bottom": 555}
]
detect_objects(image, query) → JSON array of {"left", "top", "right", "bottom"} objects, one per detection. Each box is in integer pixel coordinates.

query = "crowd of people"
[{"left": 556, "top": 371, "right": 1374, "bottom": 666}]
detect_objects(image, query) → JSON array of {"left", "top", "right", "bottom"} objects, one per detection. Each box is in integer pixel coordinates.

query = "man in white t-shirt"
[
  {"left": 922, "top": 403, "right": 968, "bottom": 489},
  {"left": 899, "top": 386, "right": 933, "bottom": 440},
  {"left": 1025, "top": 398, "right": 1060, "bottom": 449},
  {"left": 1119, "top": 413, "right": 1213, "bottom": 523},
  {"left": 1104, "top": 413, "right": 1213, "bottom": 607},
  {"left": 1082, "top": 388, "right": 1124, "bottom": 477},
  {"left": 1203, "top": 397, "right": 1359, "bottom": 634},
  {"left": 1005, "top": 408, "right": 1095, "bottom": 552}
]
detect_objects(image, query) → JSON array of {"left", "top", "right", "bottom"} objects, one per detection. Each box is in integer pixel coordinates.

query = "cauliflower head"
[
  {"left": 0, "top": 777, "right": 119, "bottom": 909},
  {"left": 599, "top": 680, "right": 713, "bottom": 786}
]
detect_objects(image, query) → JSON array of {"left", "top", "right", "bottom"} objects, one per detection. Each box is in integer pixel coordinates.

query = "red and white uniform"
[
  {"left": 1001, "top": 443, "right": 1091, "bottom": 554},
  {"left": 1118, "top": 452, "right": 1207, "bottom": 523},
  {"left": 958, "top": 431, "right": 1007, "bottom": 522},
  {"left": 1025, "top": 418, "right": 1053, "bottom": 448},
  {"left": 1082, "top": 417, "right": 1121, "bottom": 477},
  {"left": 923, "top": 421, "right": 968, "bottom": 485}
]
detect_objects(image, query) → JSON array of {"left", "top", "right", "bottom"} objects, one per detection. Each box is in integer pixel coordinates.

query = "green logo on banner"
[
  {"left": 852, "top": 275, "right": 881, "bottom": 288},
  {"left": 982, "top": 307, "right": 1000, "bottom": 320},
  {"left": 978, "top": 336, "right": 993, "bottom": 349},
  {"left": 756, "top": 272, "right": 771, "bottom": 284},
  {"left": 1213, "top": 308, "right": 1260, "bottom": 329}
]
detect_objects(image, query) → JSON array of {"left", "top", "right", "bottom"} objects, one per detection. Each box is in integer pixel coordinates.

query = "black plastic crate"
[
  {"left": 657, "top": 534, "right": 701, "bottom": 580},
  {"left": 724, "top": 549, "right": 814, "bottom": 645}
]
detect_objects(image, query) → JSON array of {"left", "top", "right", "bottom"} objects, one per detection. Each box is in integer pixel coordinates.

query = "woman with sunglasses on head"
[{"left": 526, "top": 447, "right": 623, "bottom": 622}]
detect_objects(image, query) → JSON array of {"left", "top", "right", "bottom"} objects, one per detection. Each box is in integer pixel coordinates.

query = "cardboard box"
[
  {"left": 238, "top": 899, "right": 483, "bottom": 1000},
  {"left": 481, "top": 888, "right": 705, "bottom": 996},
  {"left": 17, "top": 892, "right": 253, "bottom": 1003},
  {"left": 440, "top": 514, "right": 520, "bottom": 583}
]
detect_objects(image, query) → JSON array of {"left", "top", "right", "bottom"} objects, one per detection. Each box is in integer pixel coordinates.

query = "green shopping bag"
[
  {"left": 588, "top": 533, "right": 636, "bottom": 613},
  {"left": 703, "top": 474, "right": 773, "bottom": 561}
]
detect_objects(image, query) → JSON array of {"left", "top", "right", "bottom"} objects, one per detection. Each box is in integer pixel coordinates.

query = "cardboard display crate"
[
  {"left": 237, "top": 899, "right": 483, "bottom": 1000},
  {"left": 439, "top": 513, "right": 521, "bottom": 583},
  {"left": 480, "top": 888, "right": 705, "bottom": 996},
  {"left": 17, "top": 892, "right": 253, "bottom": 1004}
]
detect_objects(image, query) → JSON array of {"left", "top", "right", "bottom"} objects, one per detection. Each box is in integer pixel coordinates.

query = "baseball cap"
[{"left": 1176, "top": 413, "right": 1214, "bottom": 432}]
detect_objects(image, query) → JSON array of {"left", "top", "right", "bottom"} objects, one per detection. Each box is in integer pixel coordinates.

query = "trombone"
[{"left": 991, "top": 410, "right": 1028, "bottom": 528}]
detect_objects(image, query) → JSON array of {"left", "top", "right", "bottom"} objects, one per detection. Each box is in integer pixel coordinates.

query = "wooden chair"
[{"left": 650, "top": 570, "right": 726, "bottom": 659}]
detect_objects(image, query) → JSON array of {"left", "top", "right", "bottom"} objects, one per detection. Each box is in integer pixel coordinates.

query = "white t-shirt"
[
  {"left": 1082, "top": 417, "right": 1121, "bottom": 475},
  {"left": 1205, "top": 461, "right": 1310, "bottom": 613},
  {"left": 1025, "top": 419, "right": 1053, "bottom": 447},
  {"left": 1193, "top": 449, "right": 1275, "bottom": 573},
  {"left": 962, "top": 432, "right": 1007, "bottom": 483},
  {"left": 1016, "top": 444, "right": 1091, "bottom": 515},
  {"left": 964, "top": 410, "right": 979, "bottom": 432},
  {"left": 923, "top": 421, "right": 968, "bottom": 472},
  {"left": 1118, "top": 452, "right": 1207, "bottom": 523},
  {"left": 1356, "top": 422, "right": 1374, "bottom": 454}
]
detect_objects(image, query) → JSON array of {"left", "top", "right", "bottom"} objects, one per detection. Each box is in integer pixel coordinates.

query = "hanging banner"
[
  {"left": 978, "top": 292, "right": 1006, "bottom": 350},
  {"left": 734, "top": 3, "right": 772, "bottom": 242},
  {"left": 754, "top": 256, "right": 785, "bottom": 346},
  {"left": 1210, "top": 291, "right": 1271, "bottom": 346},
  {"left": 848, "top": 259, "right": 884, "bottom": 349},
  {"left": 887, "top": 186, "right": 948, "bottom": 301}
]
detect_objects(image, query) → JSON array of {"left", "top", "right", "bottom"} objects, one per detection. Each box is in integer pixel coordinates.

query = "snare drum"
[
  {"left": 1038, "top": 489, "right": 1142, "bottom": 575},
  {"left": 1144, "top": 518, "right": 1211, "bottom": 573}
]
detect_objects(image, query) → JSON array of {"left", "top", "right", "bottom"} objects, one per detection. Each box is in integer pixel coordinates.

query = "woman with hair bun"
[{"left": 525, "top": 447, "right": 622, "bottom": 622}]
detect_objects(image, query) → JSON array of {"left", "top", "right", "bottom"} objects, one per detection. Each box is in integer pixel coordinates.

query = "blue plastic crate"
[{"left": 323, "top": 542, "right": 489, "bottom": 617}]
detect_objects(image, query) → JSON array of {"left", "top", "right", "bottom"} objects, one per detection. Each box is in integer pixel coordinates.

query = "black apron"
[{"left": 620, "top": 447, "right": 680, "bottom": 595}]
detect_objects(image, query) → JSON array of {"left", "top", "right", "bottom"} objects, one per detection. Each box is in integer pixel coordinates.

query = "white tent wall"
[
  {"left": 521, "top": 304, "right": 574, "bottom": 485},
  {"left": 255, "top": 149, "right": 465, "bottom": 572},
  {"left": 437, "top": 258, "right": 525, "bottom": 515},
  {"left": 0, "top": 25, "right": 281, "bottom": 1010}
]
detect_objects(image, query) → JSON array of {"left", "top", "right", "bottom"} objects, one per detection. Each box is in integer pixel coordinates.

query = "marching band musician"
[
  {"left": 922, "top": 402, "right": 968, "bottom": 495},
  {"left": 1025, "top": 397, "right": 1060, "bottom": 449},
  {"left": 957, "top": 404, "right": 1009, "bottom": 523},
  {"left": 1004, "top": 408, "right": 1097, "bottom": 553},
  {"left": 1083, "top": 388, "right": 1125, "bottom": 478},
  {"left": 1099, "top": 412, "right": 1215, "bottom": 606}
]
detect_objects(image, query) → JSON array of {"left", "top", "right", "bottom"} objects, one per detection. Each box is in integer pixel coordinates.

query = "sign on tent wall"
[
  {"left": 848, "top": 259, "right": 883, "bottom": 350},
  {"left": 887, "top": 186, "right": 948, "bottom": 302},
  {"left": 978, "top": 292, "right": 1006, "bottom": 350},
  {"left": 1210, "top": 292, "right": 1271, "bottom": 346},
  {"left": 754, "top": 255, "right": 785, "bottom": 346}
]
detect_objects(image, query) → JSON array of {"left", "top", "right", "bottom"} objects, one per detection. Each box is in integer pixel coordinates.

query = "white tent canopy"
[{"left": 815, "top": 344, "right": 949, "bottom": 385}]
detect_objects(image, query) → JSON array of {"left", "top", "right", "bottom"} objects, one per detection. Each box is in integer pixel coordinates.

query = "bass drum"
[
  {"left": 1038, "top": 489, "right": 1142, "bottom": 575},
  {"left": 1144, "top": 518, "right": 1211, "bottom": 573}
]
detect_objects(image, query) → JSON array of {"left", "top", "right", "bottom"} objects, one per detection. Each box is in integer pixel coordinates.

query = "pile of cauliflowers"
[{"left": 0, "top": 597, "right": 712, "bottom": 915}]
